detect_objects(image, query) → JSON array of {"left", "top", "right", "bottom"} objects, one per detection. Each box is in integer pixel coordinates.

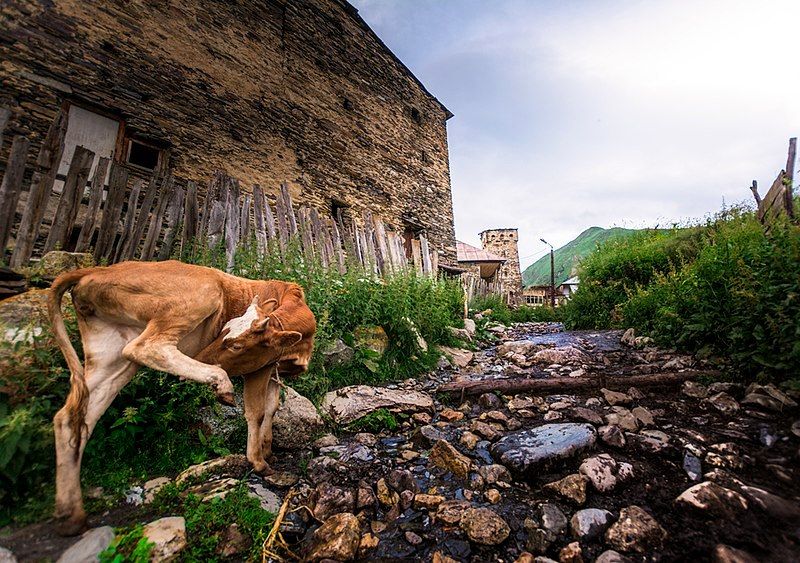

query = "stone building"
[
  {"left": 480, "top": 228, "right": 523, "bottom": 304},
  {"left": 0, "top": 0, "right": 457, "bottom": 263}
]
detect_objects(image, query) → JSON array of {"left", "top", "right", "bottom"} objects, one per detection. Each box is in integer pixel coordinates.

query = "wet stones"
[
  {"left": 674, "top": 482, "right": 748, "bottom": 518},
  {"left": 304, "top": 513, "right": 360, "bottom": 562},
  {"left": 601, "top": 388, "right": 631, "bottom": 406},
  {"left": 682, "top": 381, "right": 709, "bottom": 399},
  {"left": 429, "top": 440, "right": 472, "bottom": 479},
  {"left": 683, "top": 452, "right": 703, "bottom": 481},
  {"left": 436, "top": 500, "right": 472, "bottom": 525},
  {"left": 477, "top": 464, "right": 512, "bottom": 488},
  {"left": 569, "top": 407, "right": 604, "bottom": 425},
  {"left": 570, "top": 508, "right": 614, "bottom": 540},
  {"left": 320, "top": 385, "right": 434, "bottom": 424},
  {"left": 706, "top": 392, "right": 740, "bottom": 415},
  {"left": 712, "top": 544, "right": 760, "bottom": 563},
  {"left": 598, "top": 425, "right": 626, "bottom": 448},
  {"left": 579, "top": 454, "right": 634, "bottom": 493},
  {"left": 312, "top": 483, "right": 356, "bottom": 520},
  {"left": 413, "top": 494, "right": 445, "bottom": 510},
  {"left": 604, "top": 408, "right": 639, "bottom": 432},
  {"left": 533, "top": 346, "right": 590, "bottom": 366},
  {"left": 604, "top": 505, "right": 667, "bottom": 553},
  {"left": 439, "top": 408, "right": 464, "bottom": 422},
  {"left": 491, "top": 423, "right": 597, "bottom": 476},
  {"left": 460, "top": 507, "right": 510, "bottom": 545}
]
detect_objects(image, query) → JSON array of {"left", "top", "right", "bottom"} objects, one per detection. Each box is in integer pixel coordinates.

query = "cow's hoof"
[
  {"left": 251, "top": 461, "right": 273, "bottom": 475},
  {"left": 55, "top": 513, "right": 87, "bottom": 536},
  {"left": 217, "top": 391, "right": 236, "bottom": 406}
]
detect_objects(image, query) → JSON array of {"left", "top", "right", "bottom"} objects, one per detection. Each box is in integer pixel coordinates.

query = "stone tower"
[{"left": 480, "top": 228, "right": 522, "bottom": 304}]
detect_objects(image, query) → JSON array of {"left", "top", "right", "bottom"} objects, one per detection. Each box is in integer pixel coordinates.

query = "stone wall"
[
  {"left": 480, "top": 228, "right": 522, "bottom": 304},
  {"left": 0, "top": 0, "right": 456, "bottom": 263}
]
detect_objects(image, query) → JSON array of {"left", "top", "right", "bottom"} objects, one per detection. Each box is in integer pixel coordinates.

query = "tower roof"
[{"left": 456, "top": 241, "right": 507, "bottom": 263}]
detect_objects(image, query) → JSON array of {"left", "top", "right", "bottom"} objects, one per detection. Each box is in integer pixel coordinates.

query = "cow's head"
[{"left": 195, "top": 295, "right": 315, "bottom": 376}]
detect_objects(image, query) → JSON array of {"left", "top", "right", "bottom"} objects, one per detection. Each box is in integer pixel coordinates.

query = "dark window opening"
[
  {"left": 410, "top": 107, "right": 422, "bottom": 125},
  {"left": 127, "top": 140, "right": 160, "bottom": 170},
  {"left": 331, "top": 199, "right": 349, "bottom": 220},
  {"left": 402, "top": 223, "right": 423, "bottom": 259}
]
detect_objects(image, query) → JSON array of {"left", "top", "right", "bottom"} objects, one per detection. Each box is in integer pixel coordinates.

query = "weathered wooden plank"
[
  {"left": 430, "top": 247, "right": 439, "bottom": 274},
  {"left": 119, "top": 172, "right": 161, "bottom": 261},
  {"left": 44, "top": 146, "right": 95, "bottom": 252},
  {"left": 224, "top": 192, "right": 240, "bottom": 271},
  {"left": 112, "top": 179, "right": 144, "bottom": 263},
  {"left": 420, "top": 234, "right": 431, "bottom": 275},
  {"left": 141, "top": 176, "right": 174, "bottom": 261},
  {"left": 785, "top": 137, "right": 796, "bottom": 218},
  {"left": 274, "top": 191, "right": 289, "bottom": 251},
  {"left": 0, "top": 107, "right": 10, "bottom": 149},
  {"left": 263, "top": 197, "right": 277, "bottom": 242},
  {"left": 198, "top": 174, "right": 218, "bottom": 240},
  {"left": 94, "top": 163, "right": 129, "bottom": 262},
  {"left": 329, "top": 215, "right": 346, "bottom": 274},
  {"left": 758, "top": 170, "right": 787, "bottom": 222},
  {"left": 252, "top": 184, "right": 268, "bottom": 253},
  {"left": 363, "top": 211, "right": 381, "bottom": 274},
  {"left": 280, "top": 183, "right": 298, "bottom": 236},
  {"left": 206, "top": 200, "right": 226, "bottom": 250},
  {"left": 240, "top": 194, "right": 252, "bottom": 243},
  {"left": 11, "top": 108, "right": 68, "bottom": 267},
  {"left": 0, "top": 136, "right": 30, "bottom": 252},
  {"left": 75, "top": 157, "right": 110, "bottom": 252},
  {"left": 297, "top": 207, "right": 315, "bottom": 260},
  {"left": 411, "top": 239, "right": 423, "bottom": 273},
  {"left": 158, "top": 185, "right": 185, "bottom": 261},
  {"left": 181, "top": 181, "right": 198, "bottom": 257}
]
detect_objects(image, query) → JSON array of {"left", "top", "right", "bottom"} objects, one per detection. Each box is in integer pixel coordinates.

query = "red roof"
[{"left": 457, "top": 240, "right": 506, "bottom": 263}]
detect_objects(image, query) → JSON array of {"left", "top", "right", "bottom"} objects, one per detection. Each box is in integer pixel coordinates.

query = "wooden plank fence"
[
  {"left": 0, "top": 107, "right": 441, "bottom": 278},
  {"left": 752, "top": 137, "right": 796, "bottom": 224}
]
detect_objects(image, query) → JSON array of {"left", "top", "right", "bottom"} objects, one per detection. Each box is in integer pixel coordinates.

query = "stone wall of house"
[
  {"left": 0, "top": 0, "right": 456, "bottom": 262},
  {"left": 480, "top": 228, "right": 522, "bottom": 303}
]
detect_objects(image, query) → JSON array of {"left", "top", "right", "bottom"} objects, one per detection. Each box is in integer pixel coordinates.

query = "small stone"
[
  {"left": 569, "top": 368, "right": 586, "bottom": 378},
  {"left": 740, "top": 485, "right": 800, "bottom": 520},
  {"left": 544, "top": 411, "right": 563, "bottom": 421},
  {"left": 682, "top": 381, "right": 709, "bottom": 399},
  {"left": 56, "top": 527, "right": 115, "bottom": 563},
  {"left": 143, "top": 477, "right": 170, "bottom": 504},
  {"left": 354, "top": 432, "right": 378, "bottom": 446},
  {"left": 436, "top": 500, "right": 472, "bottom": 524},
  {"left": 433, "top": 551, "right": 461, "bottom": 563},
  {"left": 399, "top": 450, "right": 420, "bottom": 462},
  {"left": 706, "top": 392, "right": 740, "bottom": 415},
  {"left": 631, "top": 406, "right": 654, "bottom": 427},
  {"left": 485, "top": 488, "right": 502, "bottom": 504},
  {"left": 604, "top": 408, "right": 639, "bottom": 432},
  {"left": 585, "top": 397, "right": 603, "bottom": 407},
  {"left": 683, "top": 452, "right": 702, "bottom": 481},
  {"left": 0, "top": 547, "right": 16, "bottom": 563},
  {"left": 460, "top": 431, "right": 480, "bottom": 449},
  {"left": 627, "top": 387, "right": 645, "bottom": 400},
  {"left": 674, "top": 481, "right": 748, "bottom": 519},
  {"left": 413, "top": 493, "right": 445, "bottom": 510},
  {"left": 629, "top": 430, "right": 671, "bottom": 452},
  {"left": 478, "top": 464, "right": 512, "bottom": 487},
  {"left": 217, "top": 523, "right": 251, "bottom": 558},
  {"left": 595, "top": 550, "right": 633, "bottom": 563},
  {"left": 305, "top": 513, "right": 360, "bottom": 562},
  {"left": 569, "top": 407, "right": 603, "bottom": 425},
  {"left": 405, "top": 531, "right": 423, "bottom": 545},
  {"left": 491, "top": 423, "right": 597, "bottom": 476},
  {"left": 604, "top": 505, "right": 667, "bottom": 553},
  {"left": 376, "top": 479, "right": 399, "bottom": 508},
  {"left": 440, "top": 408, "right": 465, "bottom": 422},
  {"left": 247, "top": 483, "right": 282, "bottom": 513},
  {"left": 712, "top": 544, "right": 760, "bottom": 563},
  {"left": 143, "top": 517, "right": 187, "bottom": 562},
  {"left": 356, "top": 481, "right": 376, "bottom": 510},
  {"left": 470, "top": 420, "right": 503, "bottom": 441},
  {"left": 597, "top": 426, "right": 625, "bottom": 449},
  {"left": 460, "top": 507, "right": 510, "bottom": 545},
  {"left": 478, "top": 393, "right": 502, "bottom": 409},
  {"left": 429, "top": 440, "right": 472, "bottom": 480},
  {"left": 601, "top": 388, "right": 631, "bottom": 406},
  {"left": 359, "top": 532, "right": 379, "bottom": 555},
  {"left": 370, "top": 521, "right": 387, "bottom": 534},
  {"left": 579, "top": 454, "right": 632, "bottom": 493},
  {"left": 543, "top": 473, "right": 587, "bottom": 505},
  {"left": 314, "top": 434, "right": 339, "bottom": 449},
  {"left": 540, "top": 503, "right": 568, "bottom": 536},
  {"left": 570, "top": 508, "right": 614, "bottom": 540},
  {"left": 413, "top": 412, "right": 432, "bottom": 425},
  {"left": 559, "top": 541, "right": 583, "bottom": 563}
]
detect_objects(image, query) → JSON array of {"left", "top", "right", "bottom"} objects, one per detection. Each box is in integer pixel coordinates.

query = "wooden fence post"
[
  {"left": 118, "top": 172, "right": 161, "bottom": 261},
  {"left": 0, "top": 136, "right": 30, "bottom": 252},
  {"left": 75, "top": 157, "right": 110, "bottom": 252},
  {"left": 11, "top": 108, "right": 68, "bottom": 267},
  {"left": 158, "top": 184, "right": 185, "bottom": 261},
  {"left": 44, "top": 145, "right": 95, "bottom": 252},
  {"left": 0, "top": 107, "right": 10, "bottom": 149},
  {"left": 94, "top": 163, "right": 129, "bottom": 262},
  {"left": 181, "top": 181, "right": 198, "bottom": 257},
  {"left": 253, "top": 184, "right": 268, "bottom": 253},
  {"left": 112, "top": 179, "right": 144, "bottom": 263},
  {"left": 785, "top": 137, "right": 796, "bottom": 219},
  {"left": 141, "top": 175, "right": 174, "bottom": 261}
]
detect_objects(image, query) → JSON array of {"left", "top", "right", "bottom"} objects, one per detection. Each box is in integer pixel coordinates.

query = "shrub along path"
[{"left": 2, "top": 322, "right": 799, "bottom": 562}]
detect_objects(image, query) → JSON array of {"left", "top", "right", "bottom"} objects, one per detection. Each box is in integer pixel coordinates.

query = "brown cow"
[{"left": 47, "top": 260, "right": 315, "bottom": 535}]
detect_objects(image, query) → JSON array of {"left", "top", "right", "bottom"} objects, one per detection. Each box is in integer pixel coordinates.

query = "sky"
[{"left": 351, "top": 0, "right": 800, "bottom": 267}]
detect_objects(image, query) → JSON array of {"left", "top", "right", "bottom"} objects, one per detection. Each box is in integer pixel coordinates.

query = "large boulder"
[
  {"left": 33, "top": 251, "right": 93, "bottom": 280},
  {"left": 322, "top": 339, "right": 354, "bottom": 367},
  {"left": 354, "top": 326, "right": 389, "bottom": 356},
  {"left": 439, "top": 346, "right": 474, "bottom": 368},
  {"left": 320, "top": 385, "right": 434, "bottom": 424},
  {"left": 0, "top": 289, "right": 51, "bottom": 344},
  {"left": 304, "top": 513, "right": 361, "bottom": 562},
  {"left": 533, "top": 346, "right": 590, "bottom": 366},
  {"left": 273, "top": 387, "right": 324, "bottom": 449},
  {"left": 142, "top": 517, "right": 187, "bottom": 562},
  {"left": 491, "top": 423, "right": 597, "bottom": 475}
]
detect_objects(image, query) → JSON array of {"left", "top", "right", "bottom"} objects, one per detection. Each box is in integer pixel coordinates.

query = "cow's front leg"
[
  {"left": 243, "top": 368, "right": 269, "bottom": 473},
  {"left": 260, "top": 371, "right": 281, "bottom": 461},
  {"left": 122, "top": 322, "right": 235, "bottom": 405}
]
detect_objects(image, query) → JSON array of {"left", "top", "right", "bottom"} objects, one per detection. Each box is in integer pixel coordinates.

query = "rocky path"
[{"left": 3, "top": 322, "right": 800, "bottom": 562}]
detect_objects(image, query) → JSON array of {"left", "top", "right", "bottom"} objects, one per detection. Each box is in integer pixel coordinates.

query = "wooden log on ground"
[
  {"left": 437, "top": 370, "right": 720, "bottom": 396},
  {"left": 44, "top": 145, "right": 95, "bottom": 253},
  {"left": 0, "top": 135, "right": 31, "bottom": 252},
  {"left": 94, "top": 163, "right": 129, "bottom": 262},
  {"left": 10, "top": 108, "right": 68, "bottom": 267},
  {"left": 75, "top": 157, "right": 110, "bottom": 252}
]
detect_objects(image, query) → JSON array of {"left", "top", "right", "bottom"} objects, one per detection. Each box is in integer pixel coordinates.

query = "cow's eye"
[{"left": 230, "top": 342, "right": 244, "bottom": 351}]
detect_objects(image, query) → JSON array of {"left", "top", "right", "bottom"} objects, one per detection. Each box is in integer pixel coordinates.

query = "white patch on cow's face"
[{"left": 223, "top": 301, "right": 260, "bottom": 341}]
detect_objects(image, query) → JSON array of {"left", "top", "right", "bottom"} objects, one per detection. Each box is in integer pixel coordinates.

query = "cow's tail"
[{"left": 48, "top": 269, "right": 91, "bottom": 452}]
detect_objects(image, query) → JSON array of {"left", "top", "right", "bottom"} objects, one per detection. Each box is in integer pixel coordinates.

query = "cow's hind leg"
[
  {"left": 122, "top": 321, "right": 235, "bottom": 404},
  {"left": 54, "top": 319, "right": 138, "bottom": 535},
  {"left": 243, "top": 368, "right": 269, "bottom": 473}
]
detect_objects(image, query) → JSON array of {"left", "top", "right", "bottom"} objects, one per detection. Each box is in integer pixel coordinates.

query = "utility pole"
[{"left": 540, "top": 238, "right": 555, "bottom": 308}]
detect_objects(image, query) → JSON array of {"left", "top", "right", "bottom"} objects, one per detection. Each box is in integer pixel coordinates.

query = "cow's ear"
[
  {"left": 252, "top": 317, "right": 270, "bottom": 333},
  {"left": 259, "top": 298, "right": 278, "bottom": 314},
  {"left": 270, "top": 330, "right": 303, "bottom": 348}
]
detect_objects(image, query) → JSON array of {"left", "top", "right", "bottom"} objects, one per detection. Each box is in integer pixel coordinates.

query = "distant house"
[
  {"left": 558, "top": 276, "right": 580, "bottom": 299},
  {"left": 456, "top": 240, "right": 506, "bottom": 282},
  {"left": 522, "top": 285, "right": 549, "bottom": 306}
]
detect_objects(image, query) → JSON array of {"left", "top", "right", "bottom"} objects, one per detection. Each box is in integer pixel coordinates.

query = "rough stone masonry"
[{"left": 0, "top": 0, "right": 457, "bottom": 263}]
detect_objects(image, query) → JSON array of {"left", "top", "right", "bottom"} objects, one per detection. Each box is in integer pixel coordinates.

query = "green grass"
[
  {"left": 471, "top": 293, "right": 563, "bottom": 325},
  {"left": 522, "top": 226, "right": 638, "bottom": 286},
  {"left": 562, "top": 206, "right": 800, "bottom": 384}
]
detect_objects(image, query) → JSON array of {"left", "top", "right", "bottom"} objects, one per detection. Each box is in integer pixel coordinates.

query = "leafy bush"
[
  {"left": 563, "top": 207, "right": 800, "bottom": 383},
  {"left": 99, "top": 525, "right": 153, "bottom": 563},
  {"left": 346, "top": 408, "right": 399, "bottom": 433}
]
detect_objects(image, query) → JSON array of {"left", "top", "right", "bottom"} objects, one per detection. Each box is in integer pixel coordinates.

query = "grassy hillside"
[{"left": 522, "top": 227, "right": 637, "bottom": 286}]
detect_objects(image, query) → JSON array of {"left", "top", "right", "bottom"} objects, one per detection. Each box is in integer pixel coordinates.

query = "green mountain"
[{"left": 522, "top": 227, "right": 637, "bottom": 287}]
